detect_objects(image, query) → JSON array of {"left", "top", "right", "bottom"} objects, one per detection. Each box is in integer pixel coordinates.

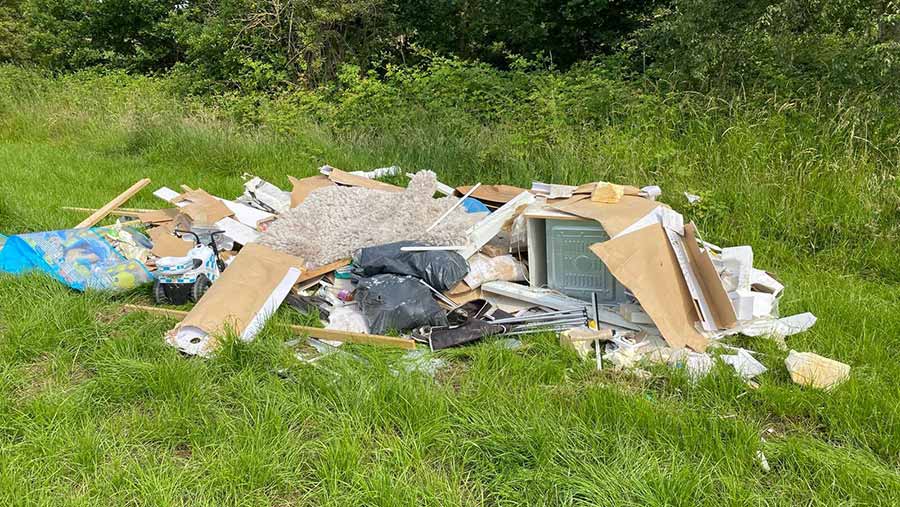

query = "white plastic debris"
[
  {"left": 322, "top": 304, "right": 369, "bottom": 347},
  {"left": 684, "top": 191, "right": 702, "bottom": 204},
  {"left": 756, "top": 450, "right": 771, "bottom": 473},
  {"left": 720, "top": 348, "right": 768, "bottom": 379},
  {"left": 666, "top": 348, "right": 714, "bottom": 381},
  {"left": 640, "top": 185, "right": 662, "bottom": 200},
  {"left": 741, "top": 312, "right": 817, "bottom": 338}
]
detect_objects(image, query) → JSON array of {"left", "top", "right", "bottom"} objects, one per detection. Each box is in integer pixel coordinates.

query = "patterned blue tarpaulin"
[{"left": 0, "top": 228, "right": 153, "bottom": 291}]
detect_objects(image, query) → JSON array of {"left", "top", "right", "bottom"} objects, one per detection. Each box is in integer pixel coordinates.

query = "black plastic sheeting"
[
  {"left": 356, "top": 274, "right": 449, "bottom": 334},
  {"left": 353, "top": 241, "right": 468, "bottom": 292}
]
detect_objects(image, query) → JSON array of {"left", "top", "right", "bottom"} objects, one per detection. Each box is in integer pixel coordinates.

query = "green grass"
[{"left": 0, "top": 67, "right": 899, "bottom": 505}]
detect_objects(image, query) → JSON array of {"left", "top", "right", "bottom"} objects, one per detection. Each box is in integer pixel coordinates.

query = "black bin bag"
[
  {"left": 353, "top": 241, "right": 468, "bottom": 292},
  {"left": 355, "top": 274, "right": 449, "bottom": 334}
]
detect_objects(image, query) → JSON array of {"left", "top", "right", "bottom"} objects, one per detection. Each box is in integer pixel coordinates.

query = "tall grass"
[{"left": 0, "top": 65, "right": 899, "bottom": 505}]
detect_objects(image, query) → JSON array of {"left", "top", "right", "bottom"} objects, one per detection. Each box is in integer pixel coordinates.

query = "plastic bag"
[
  {"left": 463, "top": 253, "right": 527, "bottom": 289},
  {"left": 353, "top": 241, "right": 468, "bottom": 291},
  {"left": 355, "top": 274, "right": 448, "bottom": 334}
]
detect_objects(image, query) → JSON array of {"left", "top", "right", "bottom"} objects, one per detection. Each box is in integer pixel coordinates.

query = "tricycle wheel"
[
  {"left": 152, "top": 280, "right": 167, "bottom": 304},
  {"left": 190, "top": 274, "right": 211, "bottom": 303}
]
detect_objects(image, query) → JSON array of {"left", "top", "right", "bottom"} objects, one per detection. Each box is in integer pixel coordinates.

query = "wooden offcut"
[
  {"left": 121, "top": 304, "right": 416, "bottom": 350},
  {"left": 76, "top": 178, "right": 151, "bottom": 228},
  {"left": 287, "top": 325, "right": 416, "bottom": 350},
  {"left": 298, "top": 258, "right": 351, "bottom": 283}
]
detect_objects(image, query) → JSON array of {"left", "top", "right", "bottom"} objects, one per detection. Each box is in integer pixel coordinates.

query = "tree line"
[{"left": 1, "top": 0, "right": 898, "bottom": 95}]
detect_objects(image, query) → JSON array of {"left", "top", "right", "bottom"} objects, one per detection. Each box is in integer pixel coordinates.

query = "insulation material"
[
  {"left": 261, "top": 171, "right": 473, "bottom": 267},
  {"left": 785, "top": 350, "right": 850, "bottom": 390},
  {"left": 325, "top": 304, "right": 370, "bottom": 343},
  {"left": 591, "top": 182, "right": 626, "bottom": 203},
  {"left": 463, "top": 253, "right": 527, "bottom": 289}
]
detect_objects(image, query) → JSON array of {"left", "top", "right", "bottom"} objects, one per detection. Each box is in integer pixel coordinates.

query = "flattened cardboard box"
[
  {"left": 551, "top": 195, "right": 662, "bottom": 237},
  {"left": 590, "top": 224, "right": 708, "bottom": 351},
  {"left": 455, "top": 184, "right": 528, "bottom": 206},
  {"left": 327, "top": 168, "right": 403, "bottom": 193},
  {"left": 683, "top": 222, "right": 737, "bottom": 330},
  {"left": 174, "top": 189, "right": 234, "bottom": 225},
  {"left": 289, "top": 175, "right": 335, "bottom": 207}
]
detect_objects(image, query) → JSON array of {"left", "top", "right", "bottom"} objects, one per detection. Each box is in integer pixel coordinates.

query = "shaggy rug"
[{"left": 259, "top": 171, "right": 475, "bottom": 267}]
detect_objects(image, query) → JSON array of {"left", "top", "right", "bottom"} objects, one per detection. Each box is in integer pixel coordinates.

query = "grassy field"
[{"left": 0, "top": 68, "right": 899, "bottom": 505}]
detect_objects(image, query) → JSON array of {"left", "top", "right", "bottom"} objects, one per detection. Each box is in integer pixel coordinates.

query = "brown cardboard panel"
[
  {"left": 455, "top": 184, "right": 528, "bottom": 205},
  {"left": 174, "top": 189, "right": 233, "bottom": 225},
  {"left": 288, "top": 175, "right": 335, "bottom": 207},
  {"left": 173, "top": 244, "right": 305, "bottom": 351},
  {"left": 683, "top": 222, "right": 737, "bottom": 329},
  {"left": 328, "top": 168, "right": 403, "bottom": 192},
  {"left": 551, "top": 195, "right": 662, "bottom": 237},
  {"left": 148, "top": 227, "right": 194, "bottom": 257},
  {"left": 590, "top": 224, "right": 708, "bottom": 351}
]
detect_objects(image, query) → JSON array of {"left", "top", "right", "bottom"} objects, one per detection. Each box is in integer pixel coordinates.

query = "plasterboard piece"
[
  {"left": 215, "top": 217, "right": 259, "bottom": 245},
  {"left": 154, "top": 187, "right": 182, "bottom": 203}
]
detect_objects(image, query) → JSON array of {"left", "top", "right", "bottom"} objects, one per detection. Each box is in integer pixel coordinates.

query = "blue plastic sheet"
[
  {"left": 461, "top": 197, "right": 490, "bottom": 213},
  {"left": 0, "top": 228, "right": 153, "bottom": 291}
]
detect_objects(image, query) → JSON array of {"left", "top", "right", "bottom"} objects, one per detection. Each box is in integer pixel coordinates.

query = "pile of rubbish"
[{"left": 0, "top": 166, "right": 850, "bottom": 390}]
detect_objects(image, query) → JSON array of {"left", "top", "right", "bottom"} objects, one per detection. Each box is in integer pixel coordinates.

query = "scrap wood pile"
[{"left": 0, "top": 166, "right": 850, "bottom": 390}]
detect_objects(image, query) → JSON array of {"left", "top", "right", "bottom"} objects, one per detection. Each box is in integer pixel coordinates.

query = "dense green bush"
[{"left": 7, "top": 0, "right": 896, "bottom": 99}]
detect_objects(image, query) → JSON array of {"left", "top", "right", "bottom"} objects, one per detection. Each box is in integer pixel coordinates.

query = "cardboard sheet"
[
  {"left": 167, "top": 244, "right": 304, "bottom": 356},
  {"left": 455, "top": 184, "right": 528, "bottom": 205},
  {"left": 551, "top": 195, "right": 661, "bottom": 237},
  {"left": 683, "top": 223, "right": 737, "bottom": 329},
  {"left": 137, "top": 208, "right": 180, "bottom": 225},
  {"left": 590, "top": 224, "right": 708, "bottom": 351},
  {"left": 148, "top": 227, "right": 194, "bottom": 257},
  {"left": 327, "top": 168, "right": 403, "bottom": 193},
  {"left": 288, "top": 175, "right": 335, "bottom": 207},
  {"left": 174, "top": 189, "right": 234, "bottom": 225}
]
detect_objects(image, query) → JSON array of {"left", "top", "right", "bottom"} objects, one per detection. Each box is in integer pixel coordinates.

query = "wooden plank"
[
  {"left": 121, "top": 304, "right": 416, "bottom": 350},
  {"left": 63, "top": 206, "right": 154, "bottom": 216},
  {"left": 287, "top": 325, "right": 416, "bottom": 350},
  {"left": 298, "top": 258, "right": 350, "bottom": 283},
  {"left": 76, "top": 178, "right": 151, "bottom": 228},
  {"left": 123, "top": 304, "right": 187, "bottom": 319}
]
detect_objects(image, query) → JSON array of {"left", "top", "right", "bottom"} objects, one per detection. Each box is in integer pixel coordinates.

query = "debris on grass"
[
  {"left": 0, "top": 165, "right": 826, "bottom": 389},
  {"left": 785, "top": 350, "right": 850, "bottom": 390}
]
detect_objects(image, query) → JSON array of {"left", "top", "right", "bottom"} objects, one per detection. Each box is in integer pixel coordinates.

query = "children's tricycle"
[{"left": 153, "top": 230, "right": 227, "bottom": 305}]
